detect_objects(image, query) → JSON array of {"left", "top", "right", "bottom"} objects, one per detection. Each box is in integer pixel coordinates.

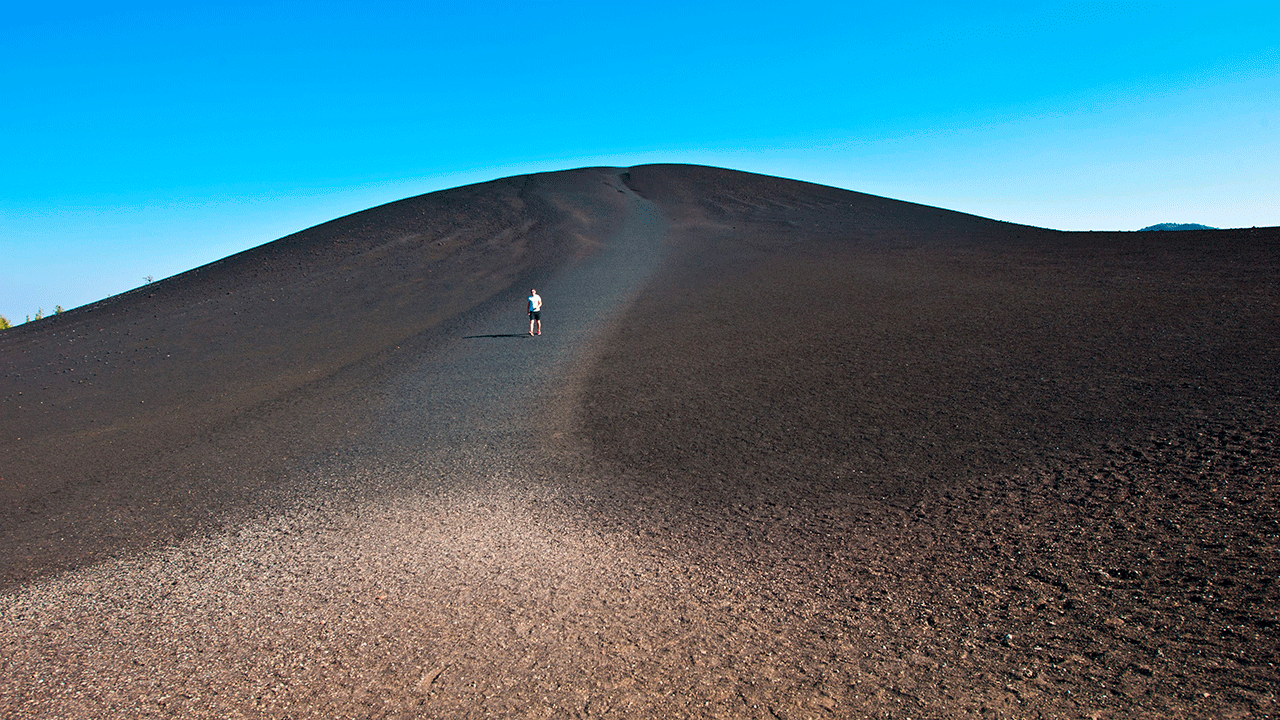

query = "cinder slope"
[
  {"left": 0, "top": 167, "right": 634, "bottom": 584},
  {"left": 580, "top": 164, "right": 1280, "bottom": 504},
  {"left": 565, "top": 164, "right": 1280, "bottom": 717},
  {"left": 2, "top": 164, "right": 1277, "bottom": 718}
]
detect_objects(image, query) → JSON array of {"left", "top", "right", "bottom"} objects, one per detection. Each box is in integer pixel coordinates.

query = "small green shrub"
[{"left": 4, "top": 304, "right": 66, "bottom": 327}]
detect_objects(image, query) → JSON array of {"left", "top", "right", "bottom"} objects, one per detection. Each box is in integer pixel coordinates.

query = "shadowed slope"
[
  {"left": 560, "top": 165, "right": 1279, "bottom": 716},
  {"left": 578, "top": 164, "right": 1280, "bottom": 504}
]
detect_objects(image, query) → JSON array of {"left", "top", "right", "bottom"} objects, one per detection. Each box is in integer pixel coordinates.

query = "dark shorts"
[{"left": 529, "top": 310, "right": 541, "bottom": 320}]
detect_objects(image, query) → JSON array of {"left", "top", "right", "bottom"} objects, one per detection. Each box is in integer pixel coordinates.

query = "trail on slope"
[{"left": 0, "top": 174, "right": 729, "bottom": 718}]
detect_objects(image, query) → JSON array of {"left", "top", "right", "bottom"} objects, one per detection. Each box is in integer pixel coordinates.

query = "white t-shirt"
[{"left": 528, "top": 293, "right": 542, "bottom": 312}]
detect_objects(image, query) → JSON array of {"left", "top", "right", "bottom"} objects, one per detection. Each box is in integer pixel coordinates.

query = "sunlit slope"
[{"left": 0, "top": 167, "right": 628, "bottom": 528}]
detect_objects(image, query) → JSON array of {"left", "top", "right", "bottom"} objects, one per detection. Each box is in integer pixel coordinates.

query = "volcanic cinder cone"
[{"left": 2, "top": 165, "right": 1277, "bottom": 718}]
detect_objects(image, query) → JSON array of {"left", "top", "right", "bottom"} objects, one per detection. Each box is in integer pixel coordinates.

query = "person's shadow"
[{"left": 462, "top": 333, "right": 529, "bottom": 339}]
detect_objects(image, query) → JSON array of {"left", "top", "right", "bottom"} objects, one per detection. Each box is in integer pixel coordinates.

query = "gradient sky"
[{"left": 2, "top": 1, "right": 1277, "bottom": 321}]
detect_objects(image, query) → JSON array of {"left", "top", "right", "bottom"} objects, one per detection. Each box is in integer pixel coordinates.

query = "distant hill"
[{"left": 1140, "top": 223, "right": 1217, "bottom": 231}]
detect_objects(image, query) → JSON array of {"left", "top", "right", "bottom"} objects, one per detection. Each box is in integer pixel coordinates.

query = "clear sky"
[{"left": 2, "top": 1, "right": 1277, "bottom": 321}]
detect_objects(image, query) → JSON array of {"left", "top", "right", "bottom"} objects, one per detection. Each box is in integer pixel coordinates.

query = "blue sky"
[{"left": 2, "top": 1, "right": 1277, "bottom": 320}]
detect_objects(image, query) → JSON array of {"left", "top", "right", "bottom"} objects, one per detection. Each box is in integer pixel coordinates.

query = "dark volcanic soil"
[{"left": 2, "top": 165, "right": 1277, "bottom": 718}]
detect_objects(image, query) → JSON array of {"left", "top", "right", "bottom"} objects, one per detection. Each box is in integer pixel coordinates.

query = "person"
[{"left": 527, "top": 289, "right": 543, "bottom": 336}]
